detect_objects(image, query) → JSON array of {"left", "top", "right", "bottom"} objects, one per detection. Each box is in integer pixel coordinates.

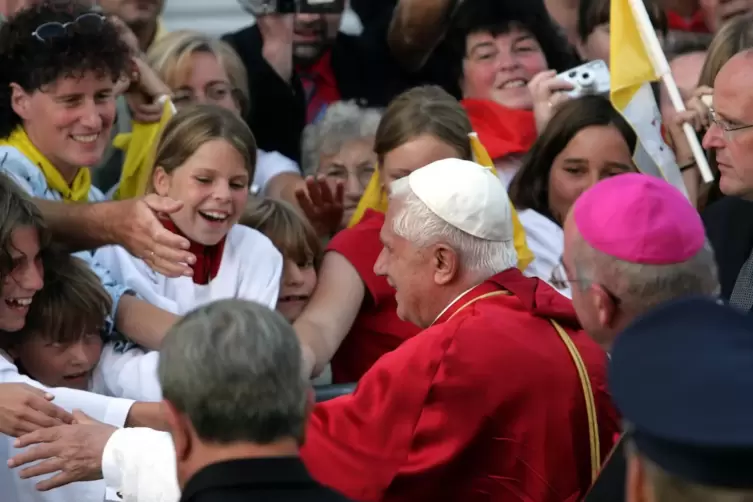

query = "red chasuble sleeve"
[{"left": 301, "top": 274, "right": 617, "bottom": 501}]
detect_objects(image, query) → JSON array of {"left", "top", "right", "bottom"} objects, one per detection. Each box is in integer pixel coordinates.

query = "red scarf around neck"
[
  {"left": 461, "top": 98, "right": 538, "bottom": 161},
  {"left": 160, "top": 218, "right": 226, "bottom": 285}
]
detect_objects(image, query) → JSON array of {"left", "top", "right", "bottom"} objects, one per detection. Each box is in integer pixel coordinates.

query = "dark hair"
[
  {"left": 446, "top": 0, "right": 578, "bottom": 88},
  {"left": 0, "top": 171, "right": 51, "bottom": 278},
  {"left": 16, "top": 254, "right": 111, "bottom": 345},
  {"left": 666, "top": 37, "right": 710, "bottom": 62},
  {"left": 0, "top": 0, "right": 130, "bottom": 138},
  {"left": 577, "top": 0, "right": 667, "bottom": 42},
  {"left": 508, "top": 95, "right": 637, "bottom": 216}
]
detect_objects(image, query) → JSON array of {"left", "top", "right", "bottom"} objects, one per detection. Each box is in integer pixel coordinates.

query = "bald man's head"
[{"left": 702, "top": 48, "right": 753, "bottom": 199}]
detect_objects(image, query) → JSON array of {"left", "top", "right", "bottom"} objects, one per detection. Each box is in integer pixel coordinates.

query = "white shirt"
[
  {"left": 0, "top": 352, "right": 135, "bottom": 502},
  {"left": 103, "top": 428, "right": 179, "bottom": 502},
  {"left": 91, "top": 344, "right": 161, "bottom": 402},
  {"left": 94, "top": 225, "right": 283, "bottom": 316},
  {"left": 254, "top": 149, "right": 300, "bottom": 195},
  {"left": 518, "top": 209, "right": 571, "bottom": 298}
]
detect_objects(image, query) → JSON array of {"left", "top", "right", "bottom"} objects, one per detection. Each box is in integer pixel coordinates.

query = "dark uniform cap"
[{"left": 610, "top": 296, "right": 753, "bottom": 489}]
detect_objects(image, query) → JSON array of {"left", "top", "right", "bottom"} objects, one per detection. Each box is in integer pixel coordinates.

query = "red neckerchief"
[
  {"left": 160, "top": 218, "right": 226, "bottom": 285},
  {"left": 296, "top": 50, "right": 341, "bottom": 123},
  {"left": 462, "top": 98, "right": 538, "bottom": 160},
  {"left": 667, "top": 9, "right": 709, "bottom": 32}
]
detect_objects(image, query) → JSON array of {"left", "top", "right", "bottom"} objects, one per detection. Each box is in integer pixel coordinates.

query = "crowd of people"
[{"left": 0, "top": 0, "right": 752, "bottom": 500}]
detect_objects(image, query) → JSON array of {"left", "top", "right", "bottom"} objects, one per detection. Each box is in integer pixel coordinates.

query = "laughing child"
[{"left": 94, "top": 104, "right": 283, "bottom": 315}]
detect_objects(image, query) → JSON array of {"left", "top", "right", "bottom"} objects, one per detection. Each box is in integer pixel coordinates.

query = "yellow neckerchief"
[
  {"left": 112, "top": 98, "right": 174, "bottom": 200},
  {"left": 0, "top": 127, "right": 91, "bottom": 202},
  {"left": 347, "top": 133, "right": 534, "bottom": 271}
]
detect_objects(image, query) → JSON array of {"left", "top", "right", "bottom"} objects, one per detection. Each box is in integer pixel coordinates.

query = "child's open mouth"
[
  {"left": 198, "top": 210, "right": 230, "bottom": 223},
  {"left": 279, "top": 295, "right": 309, "bottom": 303},
  {"left": 63, "top": 370, "right": 90, "bottom": 382}
]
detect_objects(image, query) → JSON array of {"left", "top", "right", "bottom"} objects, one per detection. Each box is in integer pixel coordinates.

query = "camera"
[
  {"left": 556, "top": 60, "right": 611, "bottom": 99},
  {"left": 238, "top": 0, "right": 345, "bottom": 15}
]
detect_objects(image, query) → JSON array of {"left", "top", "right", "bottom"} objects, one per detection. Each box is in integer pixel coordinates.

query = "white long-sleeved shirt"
[
  {"left": 94, "top": 225, "right": 282, "bottom": 316},
  {"left": 0, "top": 351, "right": 135, "bottom": 502},
  {"left": 102, "top": 427, "right": 179, "bottom": 502},
  {"left": 92, "top": 225, "right": 282, "bottom": 402},
  {"left": 91, "top": 344, "right": 162, "bottom": 402}
]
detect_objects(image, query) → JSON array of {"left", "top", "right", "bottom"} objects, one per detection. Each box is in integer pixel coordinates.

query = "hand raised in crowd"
[
  {"left": 258, "top": 13, "right": 295, "bottom": 84},
  {"left": 113, "top": 195, "right": 196, "bottom": 278},
  {"left": 125, "top": 57, "right": 172, "bottom": 123},
  {"left": 529, "top": 70, "right": 575, "bottom": 133},
  {"left": 8, "top": 411, "right": 115, "bottom": 491},
  {"left": 0, "top": 383, "right": 74, "bottom": 438},
  {"left": 664, "top": 86, "right": 713, "bottom": 209},
  {"left": 111, "top": 13, "right": 171, "bottom": 124},
  {"left": 672, "top": 85, "right": 713, "bottom": 132},
  {"left": 295, "top": 176, "right": 345, "bottom": 238}
]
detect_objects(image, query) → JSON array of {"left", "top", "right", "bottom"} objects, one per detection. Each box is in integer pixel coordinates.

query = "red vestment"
[
  {"left": 326, "top": 210, "right": 420, "bottom": 383},
  {"left": 301, "top": 269, "right": 620, "bottom": 501}
]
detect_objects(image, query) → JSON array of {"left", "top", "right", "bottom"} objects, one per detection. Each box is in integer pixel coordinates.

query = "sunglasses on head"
[{"left": 31, "top": 13, "right": 106, "bottom": 43}]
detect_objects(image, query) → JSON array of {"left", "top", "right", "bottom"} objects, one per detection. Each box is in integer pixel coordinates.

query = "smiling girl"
[{"left": 95, "top": 104, "right": 282, "bottom": 314}]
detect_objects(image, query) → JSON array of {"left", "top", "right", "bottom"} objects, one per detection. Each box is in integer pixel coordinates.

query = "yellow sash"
[
  {"left": 112, "top": 99, "right": 174, "bottom": 200},
  {"left": 445, "top": 290, "right": 601, "bottom": 482},
  {"left": 0, "top": 127, "right": 91, "bottom": 202},
  {"left": 348, "top": 133, "right": 534, "bottom": 271}
]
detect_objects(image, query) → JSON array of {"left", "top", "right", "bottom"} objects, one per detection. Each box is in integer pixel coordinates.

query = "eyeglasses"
[
  {"left": 172, "top": 83, "right": 237, "bottom": 107},
  {"left": 322, "top": 163, "right": 375, "bottom": 190},
  {"left": 31, "top": 13, "right": 106, "bottom": 43},
  {"left": 552, "top": 257, "right": 622, "bottom": 306},
  {"left": 708, "top": 108, "right": 753, "bottom": 140}
]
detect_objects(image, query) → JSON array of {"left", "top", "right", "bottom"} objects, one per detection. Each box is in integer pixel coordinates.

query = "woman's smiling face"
[{"left": 461, "top": 26, "right": 549, "bottom": 110}]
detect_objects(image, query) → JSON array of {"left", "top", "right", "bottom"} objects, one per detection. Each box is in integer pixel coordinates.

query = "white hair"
[
  {"left": 574, "top": 238, "right": 720, "bottom": 316},
  {"left": 388, "top": 177, "right": 518, "bottom": 277},
  {"left": 301, "top": 100, "right": 383, "bottom": 176}
]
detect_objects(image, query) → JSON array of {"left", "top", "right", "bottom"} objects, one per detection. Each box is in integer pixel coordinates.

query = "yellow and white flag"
[{"left": 610, "top": 0, "right": 688, "bottom": 197}]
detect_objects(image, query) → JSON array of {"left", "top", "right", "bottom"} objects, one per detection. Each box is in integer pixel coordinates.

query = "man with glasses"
[
  {"left": 561, "top": 173, "right": 719, "bottom": 352},
  {"left": 701, "top": 49, "right": 753, "bottom": 312}
]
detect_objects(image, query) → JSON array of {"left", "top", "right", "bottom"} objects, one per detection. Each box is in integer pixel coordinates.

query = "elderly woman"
[
  {"left": 301, "top": 100, "right": 382, "bottom": 230},
  {"left": 145, "top": 30, "right": 301, "bottom": 196}
]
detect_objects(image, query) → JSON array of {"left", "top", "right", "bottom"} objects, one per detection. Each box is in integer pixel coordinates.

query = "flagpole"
[{"left": 626, "top": 0, "right": 714, "bottom": 184}]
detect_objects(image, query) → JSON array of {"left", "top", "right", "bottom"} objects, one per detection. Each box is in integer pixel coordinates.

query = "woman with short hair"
[{"left": 301, "top": 100, "right": 382, "bottom": 230}]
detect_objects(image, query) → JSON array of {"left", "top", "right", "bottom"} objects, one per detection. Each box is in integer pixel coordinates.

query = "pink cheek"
[
  {"left": 464, "top": 67, "right": 498, "bottom": 98},
  {"left": 520, "top": 55, "right": 549, "bottom": 78}
]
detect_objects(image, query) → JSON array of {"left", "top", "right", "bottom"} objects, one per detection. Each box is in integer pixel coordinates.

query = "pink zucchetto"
[{"left": 572, "top": 173, "right": 705, "bottom": 264}]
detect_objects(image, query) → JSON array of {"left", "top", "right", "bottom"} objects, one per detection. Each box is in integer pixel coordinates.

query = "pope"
[
  {"left": 299, "top": 159, "right": 619, "bottom": 501},
  {"left": 8, "top": 159, "right": 620, "bottom": 502}
]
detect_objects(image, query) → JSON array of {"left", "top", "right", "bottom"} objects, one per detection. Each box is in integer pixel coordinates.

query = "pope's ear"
[{"left": 433, "top": 244, "right": 459, "bottom": 286}]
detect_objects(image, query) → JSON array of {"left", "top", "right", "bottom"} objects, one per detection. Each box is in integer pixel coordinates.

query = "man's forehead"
[{"left": 714, "top": 60, "right": 753, "bottom": 119}]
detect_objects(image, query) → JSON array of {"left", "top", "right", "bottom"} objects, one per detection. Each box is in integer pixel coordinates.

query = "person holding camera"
[{"left": 221, "top": 0, "right": 470, "bottom": 166}]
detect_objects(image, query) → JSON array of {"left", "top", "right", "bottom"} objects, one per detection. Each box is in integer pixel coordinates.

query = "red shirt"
[
  {"left": 667, "top": 9, "right": 709, "bottom": 32},
  {"left": 296, "top": 50, "right": 341, "bottom": 123},
  {"left": 326, "top": 210, "right": 420, "bottom": 383},
  {"left": 301, "top": 269, "right": 619, "bottom": 501}
]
